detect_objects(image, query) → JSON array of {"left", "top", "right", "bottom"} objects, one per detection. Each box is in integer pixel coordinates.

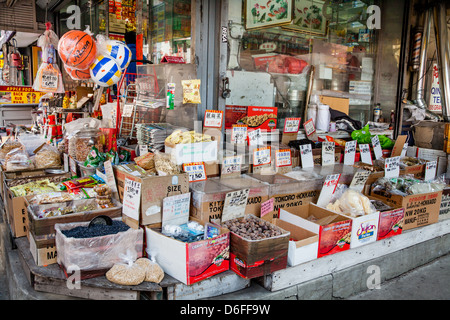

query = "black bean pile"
[
  {"left": 61, "top": 220, "right": 130, "bottom": 239},
  {"left": 223, "top": 215, "right": 283, "bottom": 240}
]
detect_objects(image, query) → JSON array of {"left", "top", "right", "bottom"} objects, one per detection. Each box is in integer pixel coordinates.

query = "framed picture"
[
  {"left": 245, "top": 0, "right": 293, "bottom": 30},
  {"left": 283, "top": 0, "right": 327, "bottom": 35}
]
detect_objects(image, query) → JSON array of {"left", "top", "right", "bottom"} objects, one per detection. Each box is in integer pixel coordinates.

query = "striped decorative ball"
[
  {"left": 104, "top": 40, "right": 132, "bottom": 70},
  {"left": 89, "top": 55, "right": 122, "bottom": 87}
]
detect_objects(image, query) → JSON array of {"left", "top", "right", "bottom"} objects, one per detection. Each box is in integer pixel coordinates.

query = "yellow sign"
[{"left": 0, "top": 86, "right": 46, "bottom": 104}]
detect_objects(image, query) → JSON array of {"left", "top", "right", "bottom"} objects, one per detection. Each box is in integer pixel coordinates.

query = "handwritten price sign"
[
  {"left": 204, "top": 110, "right": 223, "bottom": 128},
  {"left": 300, "top": 144, "right": 314, "bottom": 168},
  {"left": 183, "top": 162, "right": 207, "bottom": 182},
  {"left": 275, "top": 149, "right": 292, "bottom": 167},
  {"left": 284, "top": 117, "right": 301, "bottom": 133},
  {"left": 232, "top": 124, "right": 247, "bottom": 144},
  {"left": 253, "top": 146, "right": 271, "bottom": 167},
  {"left": 317, "top": 174, "right": 341, "bottom": 207},
  {"left": 385, "top": 156, "right": 400, "bottom": 178},
  {"left": 303, "top": 119, "right": 316, "bottom": 137},
  {"left": 344, "top": 140, "right": 357, "bottom": 165}
]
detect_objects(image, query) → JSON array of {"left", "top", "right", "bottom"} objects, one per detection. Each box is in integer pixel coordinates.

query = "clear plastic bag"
[
  {"left": 34, "top": 144, "right": 61, "bottom": 168},
  {"left": 135, "top": 257, "right": 165, "bottom": 283},
  {"left": 5, "top": 148, "right": 34, "bottom": 171},
  {"left": 154, "top": 151, "right": 180, "bottom": 176},
  {"left": 326, "top": 184, "right": 377, "bottom": 217},
  {"left": 0, "top": 138, "right": 25, "bottom": 160},
  {"left": 106, "top": 250, "right": 146, "bottom": 286},
  {"left": 33, "top": 24, "right": 64, "bottom": 93}
]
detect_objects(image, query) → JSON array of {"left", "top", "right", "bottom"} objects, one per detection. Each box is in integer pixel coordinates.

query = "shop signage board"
[
  {"left": 0, "top": 86, "right": 45, "bottom": 104},
  {"left": 429, "top": 63, "right": 442, "bottom": 112}
]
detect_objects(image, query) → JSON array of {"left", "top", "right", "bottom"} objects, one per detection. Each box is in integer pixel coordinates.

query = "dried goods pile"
[
  {"left": 61, "top": 220, "right": 129, "bottom": 239},
  {"left": 222, "top": 215, "right": 283, "bottom": 240}
]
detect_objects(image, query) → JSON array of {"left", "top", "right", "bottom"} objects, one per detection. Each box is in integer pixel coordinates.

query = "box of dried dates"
[{"left": 222, "top": 214, "right": 290, "bottom": 279}]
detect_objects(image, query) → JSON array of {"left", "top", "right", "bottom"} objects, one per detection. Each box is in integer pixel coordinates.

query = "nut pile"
[{"left": 223, "top": 215, "right": 283, "bottom": 240}]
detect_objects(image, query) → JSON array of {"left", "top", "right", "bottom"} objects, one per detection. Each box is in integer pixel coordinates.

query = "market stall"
[{"left": 1, "top": 0, "right": 450, "bottom": 301}]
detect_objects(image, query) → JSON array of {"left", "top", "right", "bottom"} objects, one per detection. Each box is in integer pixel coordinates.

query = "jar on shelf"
[{"left": 68, "top": 124, "right": 104, "bottom": 162}]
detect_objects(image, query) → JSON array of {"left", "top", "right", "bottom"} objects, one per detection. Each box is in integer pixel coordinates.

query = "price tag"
[
  {"left": 359, "top": 143, "right": 373, "bottom": 165},
  {"left": 69, "top": 156, "right": 77, "bottom": 176},
  {"left": 139, "top": 145, "right": 148, "bottom": 156},
  {"left": 104, "top": 160, "right": 118, "bottom": 193},
  {"left": 284, "top": 117, "right": 301, "bottom": 133},
  {"left": 400, "top": 142, "right": 408, "bottom": 157},
  {"left": 204, "top": 110, "right": 223, "bottom": 128},
  {"left": 304, "top": 119, "right": 316, "bottom": 137},
  {"left": 260, "top": 198, "right": 275, "bottom": 218},
  {"left": 248, "top": 128, "right": 263, "bottom": 146},
  {"left": 371, "top": 135, "right": 383, "bottom": 160},
  {"left": 231, "top": 125, "right": 247, "bottom": 144},
  {"left": 63, "top": 153, "right": 69, "bottom": 172},
  {"left": 275, "top": 148, "right": 292, "bottom": 167},
  {"left": 183, "top": 162, "right": 207, "bottom": 182},
  {"left": 385, "top": 156, "right": 400, "bottom": 178},
  {"left": 349, "top": 170, "right": 371, "bottom": 193},
  {"left": 344, "top": 140, "right": 357, "bottom": 165},
  {"left": 424, "top": 160, "right": 437, "bottom": 181},
  {"left": 122, "top": 178, "right": 141, "bottom": 220},
  {"left": 300, "top": 144, "right": 314, "bottom": 168},
  {"left": 253, "top": 146, "right": 271, "bottom": 167},
  {"left": 322, "top": 141, "right": 335, "bottom": 166},
  {"left": 222, "top": 188, "right": 250, "bottom": 222},
  {"left": 317, "top": 174, "right": 341, "bottom": 207},
  {"left": 221, "top": 155, "right": 242, "bottom": 176},
  {"left": 162, "top": 193, "right": 191, "bottom": 228}
]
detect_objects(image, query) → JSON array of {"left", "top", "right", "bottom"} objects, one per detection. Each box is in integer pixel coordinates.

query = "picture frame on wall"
[
  {"left": 245, "top": 0, "right": 293, "bottom": 30},
  {"left": 282, "top": 0, "right": 328, "bottom": 36}
]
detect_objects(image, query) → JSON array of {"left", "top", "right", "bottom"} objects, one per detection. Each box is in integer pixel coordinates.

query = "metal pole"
[{"left": 433, "top": 1, "right": 450, "bottom": 121}]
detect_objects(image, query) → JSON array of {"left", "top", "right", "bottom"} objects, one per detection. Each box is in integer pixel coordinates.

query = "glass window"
[{"left": 225, "top": 0, "right": 384, "bottom": 132}]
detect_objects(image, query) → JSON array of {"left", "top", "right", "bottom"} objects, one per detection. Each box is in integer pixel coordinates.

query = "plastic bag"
[
  {"left": 0, "top": 139, "right": 25, "bottom": 160},
  {"left": 372, "top": 175, "right": 446, "bottom": 196},
  {"left": 134, "top": 152, "right": 155, "bottom": 172},
  {"left": 33, "top": 23, "right": 64, "bottom": 93},
  {"left": 34, "top": 143, "right": 61, "bottom": 168},
  {"left": 5, "top": 148, "right": 34, "bottom": 171},
  {"left": 326, "top": 184, "right": 377, "bottom": 217},
  {"left": 106, "top": 249, "right": 146, "bottom": 286},
  {"left": 135, "top": 257, "right": 165, "bottom": 283},
  {"left": 182, "top": 79, "right": 201, "bottom": 104},
  {"left": 351, "top": 124, "right": 372, "bottom": 144},
  {"left": 154, "top": 151, "right": 180, "bottom": 176}
]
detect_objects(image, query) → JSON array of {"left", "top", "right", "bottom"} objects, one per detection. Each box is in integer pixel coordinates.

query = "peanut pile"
[{"left": 223, "top": 215, "right": 283, "bottom": 240}]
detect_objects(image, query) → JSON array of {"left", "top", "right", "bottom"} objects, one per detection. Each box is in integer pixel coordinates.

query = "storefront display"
[{"left": 1, "top": 0, "right": 449, "bottom": 302}]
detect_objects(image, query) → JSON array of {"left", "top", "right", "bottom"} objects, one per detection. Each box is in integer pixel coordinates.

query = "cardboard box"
[
  {"left": 226, "top": 215, "right": 290, "bottom": 279},
  {"left": 369, "top": 187, "right": 442, "bottom": 231},
  {"left": 29, "top": 231, "right": 57, "bottom": 266},
  {"left": 224, "top": 105, "right": 278, "bottom": 131},
  {"left": 439, "top": 188, "right": 450, "bottom": 220},
  {"left": 281, "top": 202, "right": 353, "bottom": 258},
  {"left": 375, "top": 202, "right": 405, "bottom": 241},
  {"left": 276, "top": 210, "right": 319, "bottom": 266},
  {"left": 114, "top": 164, "right": 189, "bottom": 227},
  {"left": 145, "top": 223, "right": 230, "bottom": 285},
  {"left": 319, "top": 96, "right": 349, "bottom": 115},
  {"left": 189, "top": 176, "right": 269, "bottom": 223},
  {"left": 247, "top": 173, "right": 322, "bottom": 220}
]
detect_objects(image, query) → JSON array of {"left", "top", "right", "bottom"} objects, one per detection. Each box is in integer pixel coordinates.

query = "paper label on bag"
[
  {"left": 139, "top": 145, "right": 148, "bottom": 156},
  {"left": 260, "top": 198, "right": 275, "bottom": 218},
  {"left": 63, "top": 153, "right": 69, "bottom": 172},
  {"left": 69, "top": 156, "right": 77, "bottom": 176},
  {"left": 371, "top": 135, "right": 383, "bottom": 160},
  {"left": 385, "top": 156, "right": 400, "bottom": 178},
  {"left": 275, "top": 148, "right": 291, "bottom": 167},
  {"left": 183, "top": 162, "right": 207, "bottom": 182},
  {"left": 322, "top": 141, "right": 335, "bottom": 166},
  {"left": 231, "top": 124, "right": 247, "bottom": 144},
  {"left": 221, "top": 155, "right": 242, "bottom": 176},
  {"left": 300, "top": 144, "right": 314, "bottom": 168},
  {"left": 424, "top": 160, "right": 437, "bottom": 181},
  {"left": 248, "top": 128, "right": 263, "bottom": 146},
  {"left": 304, "top": 119, "right": 316, "bottom": 137},
  {"left": 162, "top": 193, "right": 191, "bottom": 227},
  {"left": 104, "top": 160, "right": 118, "bottom": 193},
  {"left": 349, "top": 170, "right": 371, "bottom": 192},
  {"left": 344, "top": 140, "right": 357, "bottom": 165},
  {"left": 359, "top": 143, "right": 373, "bottom": 165},
  {"left": 123, "top": 178, "right": 141, "bottom": 220},
  {"left": 204, "top": 110, "right": 223, "bottom": 128},
  {"left": 317, "top": 174, "right": 341, "bottom": 207},
  {"left": 253, "top": 146, "right": 271, "bottom": 167},
  {"left": 222, "top": 188, "right": 250, "bottom": 222},
  {"left": 284, "top": 117, "right": 301, "bottom": 133}
]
